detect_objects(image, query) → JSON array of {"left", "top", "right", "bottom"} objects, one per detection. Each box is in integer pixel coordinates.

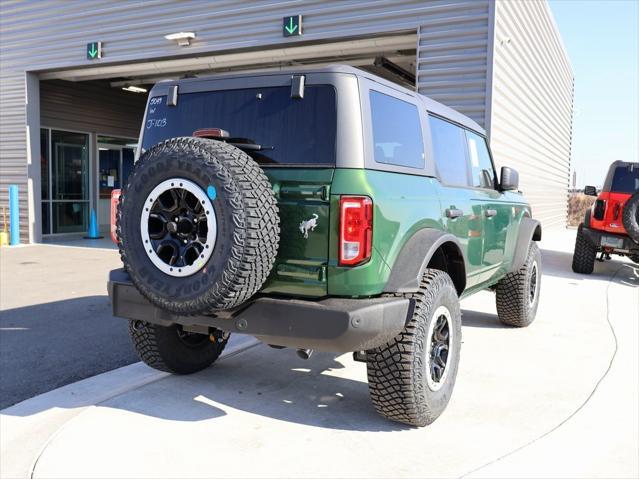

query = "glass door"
[
  {"left": 98, "top": 141, "right": 136, "bottom": 228},
  {"left": 50, "top": 130, "right": 90, "bottom": 234}
]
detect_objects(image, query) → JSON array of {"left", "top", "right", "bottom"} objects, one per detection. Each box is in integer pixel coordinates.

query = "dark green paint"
[
  {"left": 260, "top": 168, "right": 333, "bottom": 297},
  {"left": 259, "top": 167, "right": 529, "bottom": 300}
]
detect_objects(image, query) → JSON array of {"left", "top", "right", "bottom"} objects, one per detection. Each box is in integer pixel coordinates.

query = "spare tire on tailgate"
[
  {"left": 622, "top": 192, "right": 639, "bottom": 244},
  {"left": 117, "top": 137, "right": 280, "bottom": 315}
]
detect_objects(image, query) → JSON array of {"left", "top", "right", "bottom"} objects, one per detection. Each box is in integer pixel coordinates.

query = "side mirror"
[
  {"left": 583, "top": 185, "right": 597, "bottom": 196},
  {"left": 500, "top": 166, "right": 519, "bottom": 191}
]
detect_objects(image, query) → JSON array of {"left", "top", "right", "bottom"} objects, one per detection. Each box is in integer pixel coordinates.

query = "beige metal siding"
[{"left": 489, "top": 0, "right": 574, "bottom": 228}]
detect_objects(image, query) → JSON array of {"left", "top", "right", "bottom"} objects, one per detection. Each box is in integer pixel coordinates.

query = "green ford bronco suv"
[{"left": 109, "top": 65, "right": 542, "bottom": 427}]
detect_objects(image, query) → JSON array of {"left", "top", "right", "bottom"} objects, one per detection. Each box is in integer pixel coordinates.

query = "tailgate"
[
  {"left": 260, "top": 168, "right": 334, "bottom": 297},
  {"left": 602, "top": 192, "right": 631, "bottom": 234}
]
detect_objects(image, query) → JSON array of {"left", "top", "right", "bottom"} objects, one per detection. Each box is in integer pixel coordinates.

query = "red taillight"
[
  {"left": 110, "top": 189, "right": 121, "bottom": 244},
  {"left": 339, "top": 196, "right": 373, "bottom": 266}
]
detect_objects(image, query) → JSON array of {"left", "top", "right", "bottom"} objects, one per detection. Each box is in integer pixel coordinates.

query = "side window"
[
  {"left": 465, "top": 130, "right": 496, "bottom": 189},
  {"left": 370, "top": 90, "right": 425, "bottom": 169},
  {"left": 428, "top": 115, "right": 469, "bottom": 186}
]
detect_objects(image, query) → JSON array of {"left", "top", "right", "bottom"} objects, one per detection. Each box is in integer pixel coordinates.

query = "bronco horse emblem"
[{"left": 299, "top": 214, "right": 319, "bottom": 239}]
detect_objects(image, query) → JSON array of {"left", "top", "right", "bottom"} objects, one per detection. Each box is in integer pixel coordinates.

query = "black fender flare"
[
  {"left": 383, "top": 229, "right": 466, "bottom": 295},
  {"left": 510, "top": 217, "right": 542, "bottom": 272}
]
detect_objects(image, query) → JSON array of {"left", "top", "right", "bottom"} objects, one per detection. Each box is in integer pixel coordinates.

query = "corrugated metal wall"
[
  {"left": 0, "top": 71, "right": 28, "bottom": 238},
  {"left": 1, "top": 0, "right": 571, "bottom": 239},
  {"left": 416, "top": 0, "right": 490, "bottom": 127},
  {"left": 1, "top": 0, "right": 491, "bottom": 241},
  {"left": 40, "top": 80, "right": 146, "bottom": 137},
  {"left": 489, "top": 0, "right": 574, "bottom": 228}
]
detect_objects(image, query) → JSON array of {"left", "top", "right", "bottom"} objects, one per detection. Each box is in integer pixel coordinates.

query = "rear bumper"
[
  {"left": 108, "top": 269, "right": 412, "bottom": 353},
  {"left": 581, "top": 226, "right": 639, "bottom": 254}
]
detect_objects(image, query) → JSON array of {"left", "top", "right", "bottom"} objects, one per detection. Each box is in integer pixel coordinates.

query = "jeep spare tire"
[
  {"left": 622, "top": 192, "right": 639, "bottom": 243},
  {"left": 117, "top": 137, "right": 280, "bottom": 315}
]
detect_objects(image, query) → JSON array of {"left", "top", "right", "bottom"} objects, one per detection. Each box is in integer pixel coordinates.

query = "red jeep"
[{"left": 572, "top": 161, "right": 639, "bottom": 274}]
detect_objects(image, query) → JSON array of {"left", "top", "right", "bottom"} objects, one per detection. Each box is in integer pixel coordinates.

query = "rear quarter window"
[
  {"left": 369, "top": 90, "right": 425, "bottom": 169},
  {"left": 142, "top": 85, "right": 337, "bottom": 166}
]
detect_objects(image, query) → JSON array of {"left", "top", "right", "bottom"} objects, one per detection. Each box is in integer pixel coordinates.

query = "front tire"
[
  {"left": 572, "top": 224, "right": 597, "bottom": 274},
  {"left": 496, "top": 241, "right": 542, "bottom": 327},
  {"left": 129, "top": 321, "right": 229, "bottom": 374},
  {"left": 366, "top": 270, "right": 462, "bottom": 427}
]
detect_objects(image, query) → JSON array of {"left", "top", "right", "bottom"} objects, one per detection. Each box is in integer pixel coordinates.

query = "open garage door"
[
  {"left": 38, "top": 32, "right": 417, "bottom": 238},
  {"left": 40, "top": 33, "right": 417, "bottom": 89}
]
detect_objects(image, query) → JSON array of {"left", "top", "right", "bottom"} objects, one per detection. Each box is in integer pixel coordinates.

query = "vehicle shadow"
[
  {"left": 541, "top": 248, "right": 638, "bottom": 286},
  {"left": 109, "top": 347, "right": 412, "bottom": 432},
  {"left": 3, "top": 334, "right": 411, "bottom": 432},
  {"left": 461, "top": 309, "right": 506, "bottom": 329},
  {"left": 0, "top": 295, "right": 138, "bottom": 409}
]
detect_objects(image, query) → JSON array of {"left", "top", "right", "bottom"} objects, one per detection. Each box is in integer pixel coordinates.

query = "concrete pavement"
[{"left": 1, "top": 228, "right": 637, "bottom": 478}]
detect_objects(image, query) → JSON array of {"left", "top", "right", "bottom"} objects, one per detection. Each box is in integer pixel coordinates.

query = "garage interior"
[{"left": 38, "top": 33, "right": 417, "bottom": 238}]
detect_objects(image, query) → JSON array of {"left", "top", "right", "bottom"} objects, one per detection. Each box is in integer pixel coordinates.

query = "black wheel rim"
[
  {"left": 428, "top": 309, "right": 450, "bottom": 389},
  {"left": 529, "top": 261, "right": 538, "bottom": 306},
  {"left": 141, "top": 178, "right": 217, "bottom": 277},
  {"left": 149, "top": 188, "right": 207, "bottom": 267}
]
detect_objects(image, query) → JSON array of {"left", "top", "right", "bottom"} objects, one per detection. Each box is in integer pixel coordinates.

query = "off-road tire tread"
[
  {"left": 571, "top": 224, "right": 597, "bottom": 274},
  {"left": 496, "top": 241, "right": 541, "bottom": 327},
  {"left": 366, "top": 269, "right": 460, "bottom": 427},
  {"left": 129, "top": 321, "right": 228, "bottom": 374},
  {"left": 116, "top": 137, "right": 279, "bottom": 314}
]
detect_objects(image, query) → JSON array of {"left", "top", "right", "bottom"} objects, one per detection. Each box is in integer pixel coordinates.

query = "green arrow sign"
[
  {"left": 283, "top": 15, "right": 302, "bottom": 37},
  {"left": 87, "top": 42, "right": 102, "bottom": 60}
]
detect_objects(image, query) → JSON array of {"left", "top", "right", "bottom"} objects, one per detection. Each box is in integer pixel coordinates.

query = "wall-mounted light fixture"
[
  {"left": 164, "top": 32, "right": 196, "bottom": 47},
  {"left": 122, "top": 85, "right": 148, "bottom": 93}
]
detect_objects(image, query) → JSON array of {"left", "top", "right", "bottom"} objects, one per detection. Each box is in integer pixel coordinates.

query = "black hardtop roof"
[{"left": 155, "top": 64, "right": 485, "bottom": 136}]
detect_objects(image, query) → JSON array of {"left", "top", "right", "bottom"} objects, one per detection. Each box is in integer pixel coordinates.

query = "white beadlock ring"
[
  {"left": 425, "top": 305, "right": 454, "bottom": 392},
  {"left": 140, "top": 178, "right": 217, "bottom": 277}
]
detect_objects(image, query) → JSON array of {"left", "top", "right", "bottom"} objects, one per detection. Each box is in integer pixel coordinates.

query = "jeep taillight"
[
  {"left": 593, "top": 199, "right": 606, "bottom": 220},
  {"left": 339, "top": 196, "right": 373, "bottom": 266},
  {"left": 110, "top": 189, "right": 121, "bottom": 244}
]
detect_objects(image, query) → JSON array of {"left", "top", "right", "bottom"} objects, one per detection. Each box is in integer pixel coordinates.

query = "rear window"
[
  {"left": 611, "top": 165, "right": 639, "bottom": 193},
  {"left": 142, "top": 85, "right": 336, "bottom": 166}
]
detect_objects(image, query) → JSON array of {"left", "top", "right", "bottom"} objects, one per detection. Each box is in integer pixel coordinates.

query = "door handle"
[
  {"left": 485, "top": 209, "right": 497, "bottom": 218},
  {"left": 446, "top": 208, "right": 463, "bottom": 219}
]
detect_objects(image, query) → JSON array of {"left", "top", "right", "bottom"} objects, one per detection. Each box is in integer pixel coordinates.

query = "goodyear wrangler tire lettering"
[{"left": 117, "top": 137, "right": 280, "bottom": 315}]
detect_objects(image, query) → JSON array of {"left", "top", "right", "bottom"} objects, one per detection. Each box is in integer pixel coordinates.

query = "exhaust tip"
[{"left": 296, "top": 348, "right": 313, "bottom": 360}]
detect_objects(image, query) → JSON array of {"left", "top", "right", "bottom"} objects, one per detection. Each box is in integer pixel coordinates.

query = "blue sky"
[{"left": 548, "top": 0, "right": 638, "bottom": 188}]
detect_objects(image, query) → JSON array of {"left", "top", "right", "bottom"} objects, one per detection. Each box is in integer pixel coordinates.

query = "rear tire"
[
  {"left": 129, "top": 321, "right": 228, "bottom": 374},
  {"left": 572, "top": 224, "right": 597, "bottom": 274},
  {"left": 366, "top": 270, "right": 462, "bottom": 427},
  {"left": 496, "top": 241, "right": 541, "bottom": 327}
]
